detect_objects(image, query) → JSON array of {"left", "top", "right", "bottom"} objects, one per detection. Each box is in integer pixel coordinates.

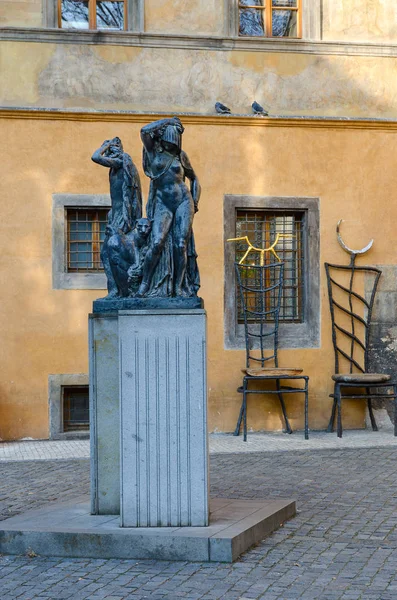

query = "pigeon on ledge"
[
  {"left": 252, "top": 101, "right": 269, "bottom": 116},
  {"left": 215, "top": 102, "right": 231, "bottom": 114}
]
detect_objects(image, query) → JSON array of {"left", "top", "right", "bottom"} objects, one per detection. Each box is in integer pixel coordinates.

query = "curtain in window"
[{"left": 239, "top": 0, "right": 264, "bottom": 37}]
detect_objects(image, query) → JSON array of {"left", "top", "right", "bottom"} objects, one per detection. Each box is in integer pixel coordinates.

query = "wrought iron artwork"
[
  {"left": 91, "top": 118, "right": 201, "bottom": 301},
  {"left": 228, "top": 211, "right": 304, "bottom": 323},
  {"left": 228, "top": 237, "right": 309, "bottom": 441},
  {"left": 325, "top": 220, "right": 397, "bottom": 438}
]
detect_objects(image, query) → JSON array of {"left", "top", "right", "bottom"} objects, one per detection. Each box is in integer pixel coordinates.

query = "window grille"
[
  {"left": 235, "top": 210, "right": 305, "bottom": 323},
  {"left": 239, "top": 0, "right": 301, "bottom": 38},
  {"left": 59, "top": 0, "right": 127, "bottom": 30},
  {"left": 66, "top": 208, "right": 108, "bottom": 272},
  {"left": 63, "top": 386, "right": 90, "bottom": 432}
]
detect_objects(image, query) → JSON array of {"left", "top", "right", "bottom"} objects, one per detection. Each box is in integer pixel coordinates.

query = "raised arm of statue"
[
  {"left": 140, "top": 117, "right": 184, "bottom": 156},
  {"left": 92, "top": 139, "right": 124, "bottom": 169}
]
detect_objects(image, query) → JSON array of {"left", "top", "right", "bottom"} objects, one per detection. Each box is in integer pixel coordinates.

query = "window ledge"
[{"left": 2, "top": 27, "right": 397, "bottom": 57}]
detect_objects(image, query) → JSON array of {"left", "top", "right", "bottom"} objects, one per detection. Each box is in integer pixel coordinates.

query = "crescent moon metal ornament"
[{"left": 336, "top": 219, "right": 374, "bottom": 256}]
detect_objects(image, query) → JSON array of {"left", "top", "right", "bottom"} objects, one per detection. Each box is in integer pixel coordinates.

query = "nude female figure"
[
  {"left": 91, "top": 137, "right": 142, "bottom": 297},
  {"left": 137, "top": 117, "right": 201, "bottom": 297}
]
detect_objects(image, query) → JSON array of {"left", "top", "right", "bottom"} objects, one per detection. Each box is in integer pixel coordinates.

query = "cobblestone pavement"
[
  {"left": 2, "top": 448, "right": 397, "bottom": 599},
  {"left": 1, "top": 430, "right": 397, "bottom": 461}
]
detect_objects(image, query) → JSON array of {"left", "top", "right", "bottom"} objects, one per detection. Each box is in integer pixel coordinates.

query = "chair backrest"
[
  {"left": 324, "top": 262, "right": 381, "bottom": 374},
  {"left": 235, "top": 261, "right": 284, "bottom": 368}
]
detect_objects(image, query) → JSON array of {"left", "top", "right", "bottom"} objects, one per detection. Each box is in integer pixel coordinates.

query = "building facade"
[{"left": 1, "top": 0, "right": 397, "bottom": 440}]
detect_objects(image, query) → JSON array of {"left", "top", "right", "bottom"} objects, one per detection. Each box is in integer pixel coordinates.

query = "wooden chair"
[
  {"left": 233, "top": 261, "right": 309, "bottom": 441},
  {"left": 325, "top": 260, "right": 397, "bottom": 438}
]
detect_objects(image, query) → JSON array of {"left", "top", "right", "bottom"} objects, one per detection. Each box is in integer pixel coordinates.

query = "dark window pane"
[
  {"left": 61, "top": 0, "right": 89, "bottom": 29},
  {"left": 272, "top": 9, "right": 297, "bottom": 37},
  {"left": 96, "top": 1, "right": 124, "bottom": 30},
  {"left": 239, "top": 0, "right": 264, "bottom": 37},
  {"left": 63, "top": 387, "right": 89, "bottom": 432}
]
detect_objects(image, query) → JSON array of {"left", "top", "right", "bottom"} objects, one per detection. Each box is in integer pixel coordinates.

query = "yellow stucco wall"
[
  {"left": 2, "top": 41, "right": 397, "bottom": 118},
  {"left": 1, "top": 113, "right": 397, "bottom": 440}
]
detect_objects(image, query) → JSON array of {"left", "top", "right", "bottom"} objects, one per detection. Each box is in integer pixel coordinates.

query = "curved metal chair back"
[
  {"left": 235, "top": 261, "right": 284, "bottom": 369},
  {"left": 324, "top": 262, "right": 381, "bottom": 374}
]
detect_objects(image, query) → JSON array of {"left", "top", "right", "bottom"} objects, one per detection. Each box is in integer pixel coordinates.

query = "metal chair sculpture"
[
  {"left": 325, "top": 220, "right": 397, "bottom": 438},
  {"left": 231, "top": 257, "right": 309, "bottom": 442}
]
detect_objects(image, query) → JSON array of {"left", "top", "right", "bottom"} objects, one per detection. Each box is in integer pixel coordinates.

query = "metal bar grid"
[
  {"left": 67, "top": 208, "right": 108, "bottom": 272},
  {"left": 63, "top": 386, "right": 90, "bottom": 432},
  {"left": 235, "top": 261, "right": 284, "bottom": 368},
  {"left": 235, "top": 210, "right": 304, "bottom": 323},
  {"left": 324, "top": 262, "right": 382, "bottom": 374}
]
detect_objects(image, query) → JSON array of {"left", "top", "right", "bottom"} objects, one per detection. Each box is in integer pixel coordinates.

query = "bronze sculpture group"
[{"left": 92, "top": 118, "right": 200, "bottom": 300}]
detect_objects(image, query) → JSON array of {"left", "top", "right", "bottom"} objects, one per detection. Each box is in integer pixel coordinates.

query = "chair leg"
[
  {"left": 366, "top": 387, "right": 378, "bottom": 432},
  {"left": 394, "top": 385, "right": 397, "bottom": 437},
  {"left": 336, "top": 384, "right": 342, "bottom": 438},
  {"left": 304, "top": 378, "right": 309, "bottom": 440},
  {"left": 233, "top": 396, "right": 244, "bottom": 437},
  {"left": 276, "top": 379, "right": 293, "bottom": 434},
  {"left": 327, "top": 397, "right": 337, "bottom": 433},
  {"left": 243, "top": 383, "right": 248, "bottom": 442}
]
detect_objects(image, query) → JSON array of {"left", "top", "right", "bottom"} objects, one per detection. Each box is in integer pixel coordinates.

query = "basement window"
[{"left": 63, "top": 386, "right": 90, "bottom": 432}]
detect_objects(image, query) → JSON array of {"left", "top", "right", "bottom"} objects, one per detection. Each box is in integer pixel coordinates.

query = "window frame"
[
  {"left": 48, "top": 373, "right": 89, "bottom": 440},
  {"left": 238, "top": 0, "right": 302, "bottom": 39},
  {"left": 224, "top": 195, "right": 320, "bottom": 350},
  {"left": 67, "top": 207, "right": 108, "bottom": 273},
  {"left": 58, "top": 0, "right": 128, "bottom": 31},
  {"left": 45, "top": 0, "right": 144, "bottom": 32},
  {"left": 52, "top": 193, "right": 110, "bottom": 290},
  {"left": 226, "top": 0, "right": 321, "bottom": 40}
]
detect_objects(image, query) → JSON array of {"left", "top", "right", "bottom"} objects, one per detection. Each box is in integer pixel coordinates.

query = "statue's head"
[
  {"left": 106, "top": 136, "right": 123, "bottom": 157},
  {"left": 160, "top": 119, "right": 183, "bottom": 154},
  {"left": 136, "top": 218, "right": 152, "bottom": 239}
]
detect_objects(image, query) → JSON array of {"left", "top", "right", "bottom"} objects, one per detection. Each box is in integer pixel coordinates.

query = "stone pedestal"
[
  {"left": 89, "top": 313, "right": 120, "bottom": 515},
  {"left": 119, "top": 309, "right": 209, "bottom": 527}
]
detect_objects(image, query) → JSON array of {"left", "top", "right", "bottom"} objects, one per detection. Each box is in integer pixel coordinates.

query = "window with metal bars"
[
  {"left": 239, "top": 0, "right": 301, "bottom": 38},
  {"left": 235, "top": 210, "right": 305, "bottom": 323},
  {"left": 63, "top": 386, "right": 90, "bottom": 432},
  {"left": 67, "top": 208, "right": 108, "bottom": 272},
  {"left": 59, "top": 0, "right": 127, "bottom": 30}
]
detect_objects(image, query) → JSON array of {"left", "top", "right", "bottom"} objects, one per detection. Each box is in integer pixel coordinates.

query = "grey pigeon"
[
  {"left": 252, "top": 100, "right": 269, "bottom": 116},
  {"left": 215, "top": 102, "right": 231, "bottom": 114}
]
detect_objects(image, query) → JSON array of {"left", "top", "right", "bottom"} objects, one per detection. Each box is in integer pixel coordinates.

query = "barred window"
[
  {"left": 59, "top": 0, "right": 127, "bottom": 30},
  {"left": 67, "top": 208, "right": 108, "bottom": 272},
  {"left": 235, "top": 210, "right": 304, "bottom": 323},
  {"left": 63, "top": 386, "right": 89, "bottom": 432},
  {"left": 239, "top": 0, "right": 301, "bottom": 38}
]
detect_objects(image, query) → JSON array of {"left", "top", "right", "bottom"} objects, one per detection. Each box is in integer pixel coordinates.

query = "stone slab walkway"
[
  {"left": 1, "top": 447, "right": 397, "bottom": 599},
  {"left": 0, "top": 430, "right": 396, "bottom": 461}
]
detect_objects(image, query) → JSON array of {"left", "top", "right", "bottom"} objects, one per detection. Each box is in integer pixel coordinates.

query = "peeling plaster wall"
[
  {"left": 145, "top": 0, "right": 224, "bottom": 36},
  {"left": 0, "top": 0, "right": 42, "bottom": 28},
  {"left": 323, "top": 0, "right": 397, "bottom": 43},
  {"left": 3, "top": 42, "right": 397, "bottom": 118}
]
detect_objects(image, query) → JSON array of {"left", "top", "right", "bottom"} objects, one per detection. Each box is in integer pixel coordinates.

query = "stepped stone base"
[{"left": 0, "top": 496, "right": 295, "bottom": 563}]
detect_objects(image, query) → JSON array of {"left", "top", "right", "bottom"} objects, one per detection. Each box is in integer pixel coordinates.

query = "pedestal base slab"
[{"left": 0, "top": 497, "right": 295, "bottom": 563}]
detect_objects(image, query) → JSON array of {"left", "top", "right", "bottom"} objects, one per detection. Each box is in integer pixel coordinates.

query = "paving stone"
[{"left": 1, "top": 444, "right": 397, "bottom": 597}]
